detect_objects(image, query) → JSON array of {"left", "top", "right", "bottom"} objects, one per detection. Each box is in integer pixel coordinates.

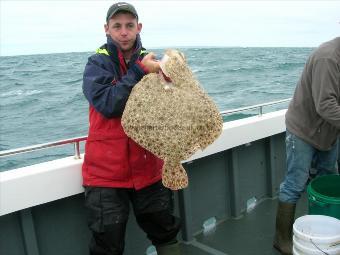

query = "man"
[
  {"left": 82, "top": 2, "right": 181, "bottom": 255},
  {"left": 274, "top": 37, "right": 340, "bottom": 255}
]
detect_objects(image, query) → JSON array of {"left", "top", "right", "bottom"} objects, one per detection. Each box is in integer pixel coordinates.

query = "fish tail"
[{"left": 162, "top": 162, "right": 188, "bottom": 190}]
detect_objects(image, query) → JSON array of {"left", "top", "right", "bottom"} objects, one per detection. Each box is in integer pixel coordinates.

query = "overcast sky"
[{"left": 1, "top": 1, "right": 339, "bottom": 56}]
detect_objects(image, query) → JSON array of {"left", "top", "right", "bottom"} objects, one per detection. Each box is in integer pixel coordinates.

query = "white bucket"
[
  {"left": 293, "top": 215, "right": 340, "bottom": 255},
  {"left": 293, "top": 245, "right": 303, "bottom": 255}
]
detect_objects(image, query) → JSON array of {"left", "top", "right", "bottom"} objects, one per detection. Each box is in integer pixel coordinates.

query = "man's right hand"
[{"left": 141, "top": 52, "right": 161, "bottom": 73}]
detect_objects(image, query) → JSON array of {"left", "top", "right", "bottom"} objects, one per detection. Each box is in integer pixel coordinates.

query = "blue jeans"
[{"left": 279, "top": 130, "right": 338, "bottom": 203}]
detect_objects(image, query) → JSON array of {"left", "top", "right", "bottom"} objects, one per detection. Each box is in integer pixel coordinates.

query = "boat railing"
[
  {"left": 220, "top": 98, "right": 290, "bottom": 116},
  {"left": 0, "top": 98, "right": 291, "bottom": 159},
  {"left": 0, "top": 137, "right": 87, "bottom": 159}
]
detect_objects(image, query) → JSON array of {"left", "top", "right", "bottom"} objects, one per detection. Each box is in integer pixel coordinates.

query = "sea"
[{"left": 0, "top": 47, "right": 314, "bottom": 171}]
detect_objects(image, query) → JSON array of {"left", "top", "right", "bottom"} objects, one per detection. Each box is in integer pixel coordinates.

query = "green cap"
[{"left": 106, "top": 2, "right": 138, "bottom": 22}]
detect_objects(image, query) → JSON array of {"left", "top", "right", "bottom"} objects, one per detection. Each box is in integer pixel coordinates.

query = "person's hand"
[{"left": 141, "top": 52, "right": 160, "bottom": 73}]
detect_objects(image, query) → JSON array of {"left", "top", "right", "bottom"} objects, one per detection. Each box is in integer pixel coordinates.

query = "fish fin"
[{"left": 162, "top": 162, "right": 188, "bottom": 190}]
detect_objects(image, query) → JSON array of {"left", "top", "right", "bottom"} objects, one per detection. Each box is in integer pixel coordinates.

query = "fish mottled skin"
[{"left": 122, "top": 49, "right": 223, "bottom": 190}]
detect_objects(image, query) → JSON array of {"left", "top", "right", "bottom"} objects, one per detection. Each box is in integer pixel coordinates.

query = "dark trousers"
[{"left": 84, "top": 181, "right": 181, "bottom": 255}]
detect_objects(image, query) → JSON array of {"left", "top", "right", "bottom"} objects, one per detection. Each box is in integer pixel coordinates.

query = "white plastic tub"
[{"left": 293, "top": 215, "right": 340, "bottom": 255}]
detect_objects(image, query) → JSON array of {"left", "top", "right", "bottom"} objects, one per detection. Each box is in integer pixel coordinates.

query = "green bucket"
[{"left": 307, "top": 175, "right": 340, "bottom": 220}]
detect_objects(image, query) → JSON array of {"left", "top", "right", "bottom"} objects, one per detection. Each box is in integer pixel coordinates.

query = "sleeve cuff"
[
  {"left": 136, "top": 60, "right": 149, "bottom": 74},
  {"left": 131, "top": 60, "right": 149, "bottom": 81}
]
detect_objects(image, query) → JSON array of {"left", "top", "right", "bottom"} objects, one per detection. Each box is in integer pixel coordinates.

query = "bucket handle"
[
  {"left": 310, "top": 239, "right": 330, "bottom": 255},
  {"left": 309, "top": 196, "right": 329, "bottom": 208}
]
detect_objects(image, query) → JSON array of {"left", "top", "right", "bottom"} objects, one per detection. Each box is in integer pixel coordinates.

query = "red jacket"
[{"left": 82, "top": 35, "right": 163, "bottom": 190}]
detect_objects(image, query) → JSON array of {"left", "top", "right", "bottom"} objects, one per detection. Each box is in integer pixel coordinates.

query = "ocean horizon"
[{"left": 1, "top": 45, "right": 315, "bottom": 57}]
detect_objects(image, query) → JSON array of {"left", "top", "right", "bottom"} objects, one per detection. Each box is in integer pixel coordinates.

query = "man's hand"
[{"left": 141, "top": 52, "right": 160, "bottom": 73}]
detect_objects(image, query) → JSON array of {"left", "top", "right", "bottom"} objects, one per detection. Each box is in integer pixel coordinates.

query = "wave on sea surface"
[{"left": 0, "top": 47, "right": 313, "bottom": 171}]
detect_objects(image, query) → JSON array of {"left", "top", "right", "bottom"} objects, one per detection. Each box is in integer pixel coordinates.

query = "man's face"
[{"left": 105, "top": 12, "right": 142, "bottom": 53}]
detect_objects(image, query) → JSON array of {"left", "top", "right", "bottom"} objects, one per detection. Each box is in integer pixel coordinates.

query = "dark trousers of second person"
[{"left": 85, "top": 181, "right": 181, "bottom": 255}]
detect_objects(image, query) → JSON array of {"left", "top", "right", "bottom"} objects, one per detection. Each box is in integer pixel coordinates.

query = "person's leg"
[
  {"left": 314, "top": 140, "right": 339, "bottom": 176},
  {"left": 279, "top": 131, "right": 315, "bottom": 203},
  {"left": 84, "top": 187, "right": 130, "bottom": 255},
  {"left": 133, "top": 181, "right": 181, "bottom": 255},
  {"left": 274, "top": 131, "right": 315, "bottom": 255}
]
